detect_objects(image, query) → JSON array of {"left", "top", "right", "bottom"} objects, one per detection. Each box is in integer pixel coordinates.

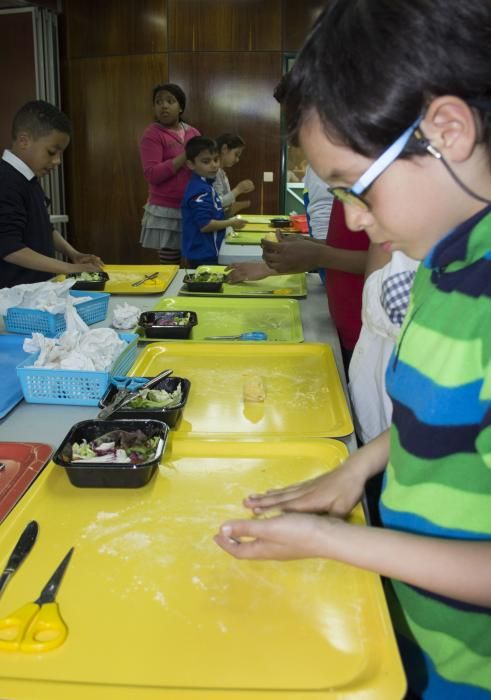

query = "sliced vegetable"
[{"left": 69, "top": 429, "right": 160, "bottom": 464}]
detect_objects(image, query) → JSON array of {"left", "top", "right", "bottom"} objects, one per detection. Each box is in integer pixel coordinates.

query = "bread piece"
[
  {"left": 262, "top": 231, "right": 279, "bottom": 243},
  {"left": 243, "top": 375, "right": 266, "bottom": 403}
]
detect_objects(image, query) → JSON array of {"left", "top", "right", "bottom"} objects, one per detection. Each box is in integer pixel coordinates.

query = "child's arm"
[
  {"left": 262, "top": 237, "right": 368, "bottom": 275},
  {"left": 4, "top": 247, "right": 102, "bottom": 275},
  {"left": 229, "top": 200, "right": 251, "bottom": 215},
  {"left": 215, "top": 429, "right": 491, "bottom": 606},
  {"left": 231, "top": 179, "right": 255, "bottom": 199},
  {"left": 225, "top": 261, "right": 278, "bottom": 284},
  {"left": 200, "top": 217, "right": 247, "bottom": 233},
  {"left": 52, "top": 230, "right": 104, "bottom": 268},
  {"left": 140, "top": 132, "right": 186, "bottom": 185},
  {"left": 216, "top": 512, "right": 491, "bottom": 607}
]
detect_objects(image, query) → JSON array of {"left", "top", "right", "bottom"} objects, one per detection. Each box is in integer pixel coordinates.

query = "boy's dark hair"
[
  {"left": 185, "top": 136, "right": 218, "bottom": 162},
  {"left": 152, "top": 83, "right": 186, "bottom": 113},
  {"left": 216, "top": 133, "right": 245, "bottom": 151},
  {"left": 283, "top": 0, "right": 491, "bottom": 157},
  {"left": 12, "top": 100, "right": 72, "bottom": 140}
]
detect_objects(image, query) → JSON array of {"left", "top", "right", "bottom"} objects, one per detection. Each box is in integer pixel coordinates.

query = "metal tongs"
[
  {"left": 97, "top": 369, "right": 173, "bottom": 419},
  {"left": 132, "top": 272, "right": 159, "bottom": 287}
]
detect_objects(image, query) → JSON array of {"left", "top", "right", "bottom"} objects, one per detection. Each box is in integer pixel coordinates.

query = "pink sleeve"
[{"left": 139, "top": 131, "right": 176, "bottom": 185}]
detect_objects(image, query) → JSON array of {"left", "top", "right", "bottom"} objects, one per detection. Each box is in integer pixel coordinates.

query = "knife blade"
[{"left": 0, "top": 520, "right": 39, "bottom": 598}]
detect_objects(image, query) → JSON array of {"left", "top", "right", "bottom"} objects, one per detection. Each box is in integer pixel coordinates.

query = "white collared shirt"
[{"left": 2, "top": 149, "right": 35, "bottom": 181}]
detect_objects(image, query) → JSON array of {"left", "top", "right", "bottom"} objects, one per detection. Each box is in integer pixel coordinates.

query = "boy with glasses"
[{"left": 215, "top": 1, "right": 491, "bottom": 697}]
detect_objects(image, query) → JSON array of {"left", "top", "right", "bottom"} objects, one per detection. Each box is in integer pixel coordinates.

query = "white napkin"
[
  {"left": 112, "top": 302, "right": 140, "bottom": 330},
  {"left": 0, "top": 279, "right": 91, "bottom": 332},
  {"left": 23, "top": 328, "right": 127, "bottom": 371}
]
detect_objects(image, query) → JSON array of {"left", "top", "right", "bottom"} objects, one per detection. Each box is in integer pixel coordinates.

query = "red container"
[{"left": 290, "top": 214, "right": 309, "bottom": 233}]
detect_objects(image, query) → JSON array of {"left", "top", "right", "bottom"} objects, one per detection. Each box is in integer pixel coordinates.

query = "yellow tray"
[
  {"left": 130, "top": 342, "right": 353, "bottom": 437},
  {"left": 0, "top": 437, "right": 405, "bottom": 700},
  {"left": 55, "top": 265, "right": 179, "bottom": 294},
  {"left": 147, "top": 296, "right": 304, "bottom": 343},
  {"left": 226, "top": 229, "right": 297, "bottom": 245},
  {"left": 179, "top": 266, "right": 307, "bottom": 299},
  {"left": 101, "top": 265, "right": 178, "bottom": 294},
  {"left": 239, "top": 214, "right": 283, "bottom": 224}
]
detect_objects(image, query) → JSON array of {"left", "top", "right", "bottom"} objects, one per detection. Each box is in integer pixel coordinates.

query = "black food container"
[
  {"left": 67, "top": 271, "right": 110, "bottom": 291},
  {"left": 270, "top": 218, "right": 291, "bottom": 228},
  {"left": 52, "top": 418, "right": 168, "bottom": 488},
  {"left": 99, "top": 376, "right": 190, "bottom": 427},
  {"left": 138, "top": 311, "right": 198, "bottom": 339},
  {"left": 183, "top": 273, "right": 224, "bottom": 293}
]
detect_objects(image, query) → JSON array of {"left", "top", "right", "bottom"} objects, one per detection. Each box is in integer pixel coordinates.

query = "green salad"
[
  {"left": 68, "top": 429, "right": 160, "bottom": 464},
  {"left": 188, "top": 271, "right": 224, "bottom": 283},
  {"left": 126, "top": 383, "right": 183, "bottom": 409}
]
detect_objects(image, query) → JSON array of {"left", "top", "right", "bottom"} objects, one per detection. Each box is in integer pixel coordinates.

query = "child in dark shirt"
[
  {"left": 0, "top": 100, "right": 103, "bottom": 288},
  {"left": 181, "top": 136, "right": 246, "bottom": 267}
]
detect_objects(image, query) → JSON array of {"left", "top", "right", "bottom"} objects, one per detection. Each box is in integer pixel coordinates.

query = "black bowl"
[
  {"left": 270, "top": 218, "right": 291, "bottom": 228},
  {"left": 99, "top": 376, "right": 191, "bottom": 427},
  {"left": 52, "top": 418, "right": 168, "bottom": 488},
  {"left": 67, "top": 271, "right": 109, "bottom": 291},
  {"left": 183, "top": 273, "right": 224, "bottom": 293},
  {"left": 138, "top": 311, "right": 198, "bottom": 339}
]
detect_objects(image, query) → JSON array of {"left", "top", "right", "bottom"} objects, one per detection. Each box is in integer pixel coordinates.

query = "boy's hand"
[
  {"left": 70, "top": 252, "right": 104, "bottom": 269},
  {"left": 231, "top": 217, "right": 247, "bottom": 230},
  {"left": 215, "top": 512, "right": 346, "bottom": 561},
  {"left": 225, "top": 261, "right": 271, "bottom": 284},
  {"left": 261, "top": 237, "right": 319, "bottom": 273},
  {"left": 237, "top": 179, "right": 255, "bottom": 195},
  {"left": 67, "top": 261, "right": 104, "bottom": 273},
  {"left": 242, "top": 454, "right": 369, "bottom": 518}
]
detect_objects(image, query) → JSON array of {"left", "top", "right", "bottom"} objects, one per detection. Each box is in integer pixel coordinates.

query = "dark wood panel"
[
  {"left": 170, "top": 52, "right": 282, "bottom": 214},
  {"left": 0, "top": 1, "right": 60, "bottom": 9},
  {"left": 0, "top": 11, "right": 36, "bottom": 152},
  {"left": 62, "top": 0, "right": 167, "bottom": 59},
  {"left": 283, "top": 0, "right": 325, "bottom": 53},
  {"left": 61, "top": 54, "right": 168, "bottom": 264},
  {"left": 168, "top": 0, "right": 281, "bottom": 51}
]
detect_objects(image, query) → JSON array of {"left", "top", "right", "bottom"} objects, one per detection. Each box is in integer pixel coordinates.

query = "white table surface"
[
  {"left": 0, "top": 271, "right": 355, "bottom": 451},
  {"left": 218, "top": 240, "right": 263, "bottom": 264}
]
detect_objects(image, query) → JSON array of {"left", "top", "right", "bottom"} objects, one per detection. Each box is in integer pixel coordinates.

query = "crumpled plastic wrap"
[
  {"left": 23, "top": 327, "right": 127, "bottom": 371},
  {"left": 0, "top": 279, "right": 91, "bottom": 332},
  {"left": 111, "top": 302, "right": 140, "bottom": 330}
]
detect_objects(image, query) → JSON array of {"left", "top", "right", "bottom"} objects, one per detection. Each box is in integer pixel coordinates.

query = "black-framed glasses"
[{"left": 328, "top": 117, "right": 422, "bottom": 211}]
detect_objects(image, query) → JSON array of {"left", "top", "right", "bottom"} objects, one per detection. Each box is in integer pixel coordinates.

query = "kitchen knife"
[{"left": 0, "top": 520, "right": 39, "bottom": 598}]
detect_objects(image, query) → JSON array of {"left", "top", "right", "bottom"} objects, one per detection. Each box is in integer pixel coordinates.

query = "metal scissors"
[{"left": 0, "top": 547, "right": 74, "bottom": 653}]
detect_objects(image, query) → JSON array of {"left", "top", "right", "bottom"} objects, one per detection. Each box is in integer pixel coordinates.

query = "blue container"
[
  {"left": 4, "top": 291, "right": 110, "bottom": 337},
  {"left": 16, "top": 333, "right": 138, "bottom": 406}
]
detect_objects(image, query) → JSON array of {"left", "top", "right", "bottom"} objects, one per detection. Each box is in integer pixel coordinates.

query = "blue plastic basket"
[
  {"left": 4, "top": 291, "right": 110, "bottom": 337},
  {"left": 16, "top": 333, "right": 138, "bottom": 406}
]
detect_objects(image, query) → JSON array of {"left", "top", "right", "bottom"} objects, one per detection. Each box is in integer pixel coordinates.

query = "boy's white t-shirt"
[{"left": 348, "top": 251, "right": 419, "bottom": 444}]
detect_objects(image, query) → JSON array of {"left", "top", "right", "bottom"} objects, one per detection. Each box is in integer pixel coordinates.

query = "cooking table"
[
  {"left": 0, "top": 272, "right": 350, "bottom": 447},
  {"left": 0, "top": 270, "right": 406, "bottom": 699}
]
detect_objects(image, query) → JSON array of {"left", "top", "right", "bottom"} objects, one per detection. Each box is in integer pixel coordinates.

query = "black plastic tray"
[
  {"left": 67, "top": 271, "right": 109, "bottom": 291},
  {"left": 99, "top": 376, "right": 190, "bottom": 427},
  {"left": 183, "top": 274, "right": 224, "bottom": 293},
  {"left": 138, "top": 311, "right": 198, "bottom": 339},
  {"left": 52, "top": 418, "right": 168, "bottom": 488}
]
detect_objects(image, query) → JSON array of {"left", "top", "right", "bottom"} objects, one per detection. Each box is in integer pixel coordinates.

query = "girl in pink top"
[{"left": 139, "top": 83, "right": 200, "bottom": 264}]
